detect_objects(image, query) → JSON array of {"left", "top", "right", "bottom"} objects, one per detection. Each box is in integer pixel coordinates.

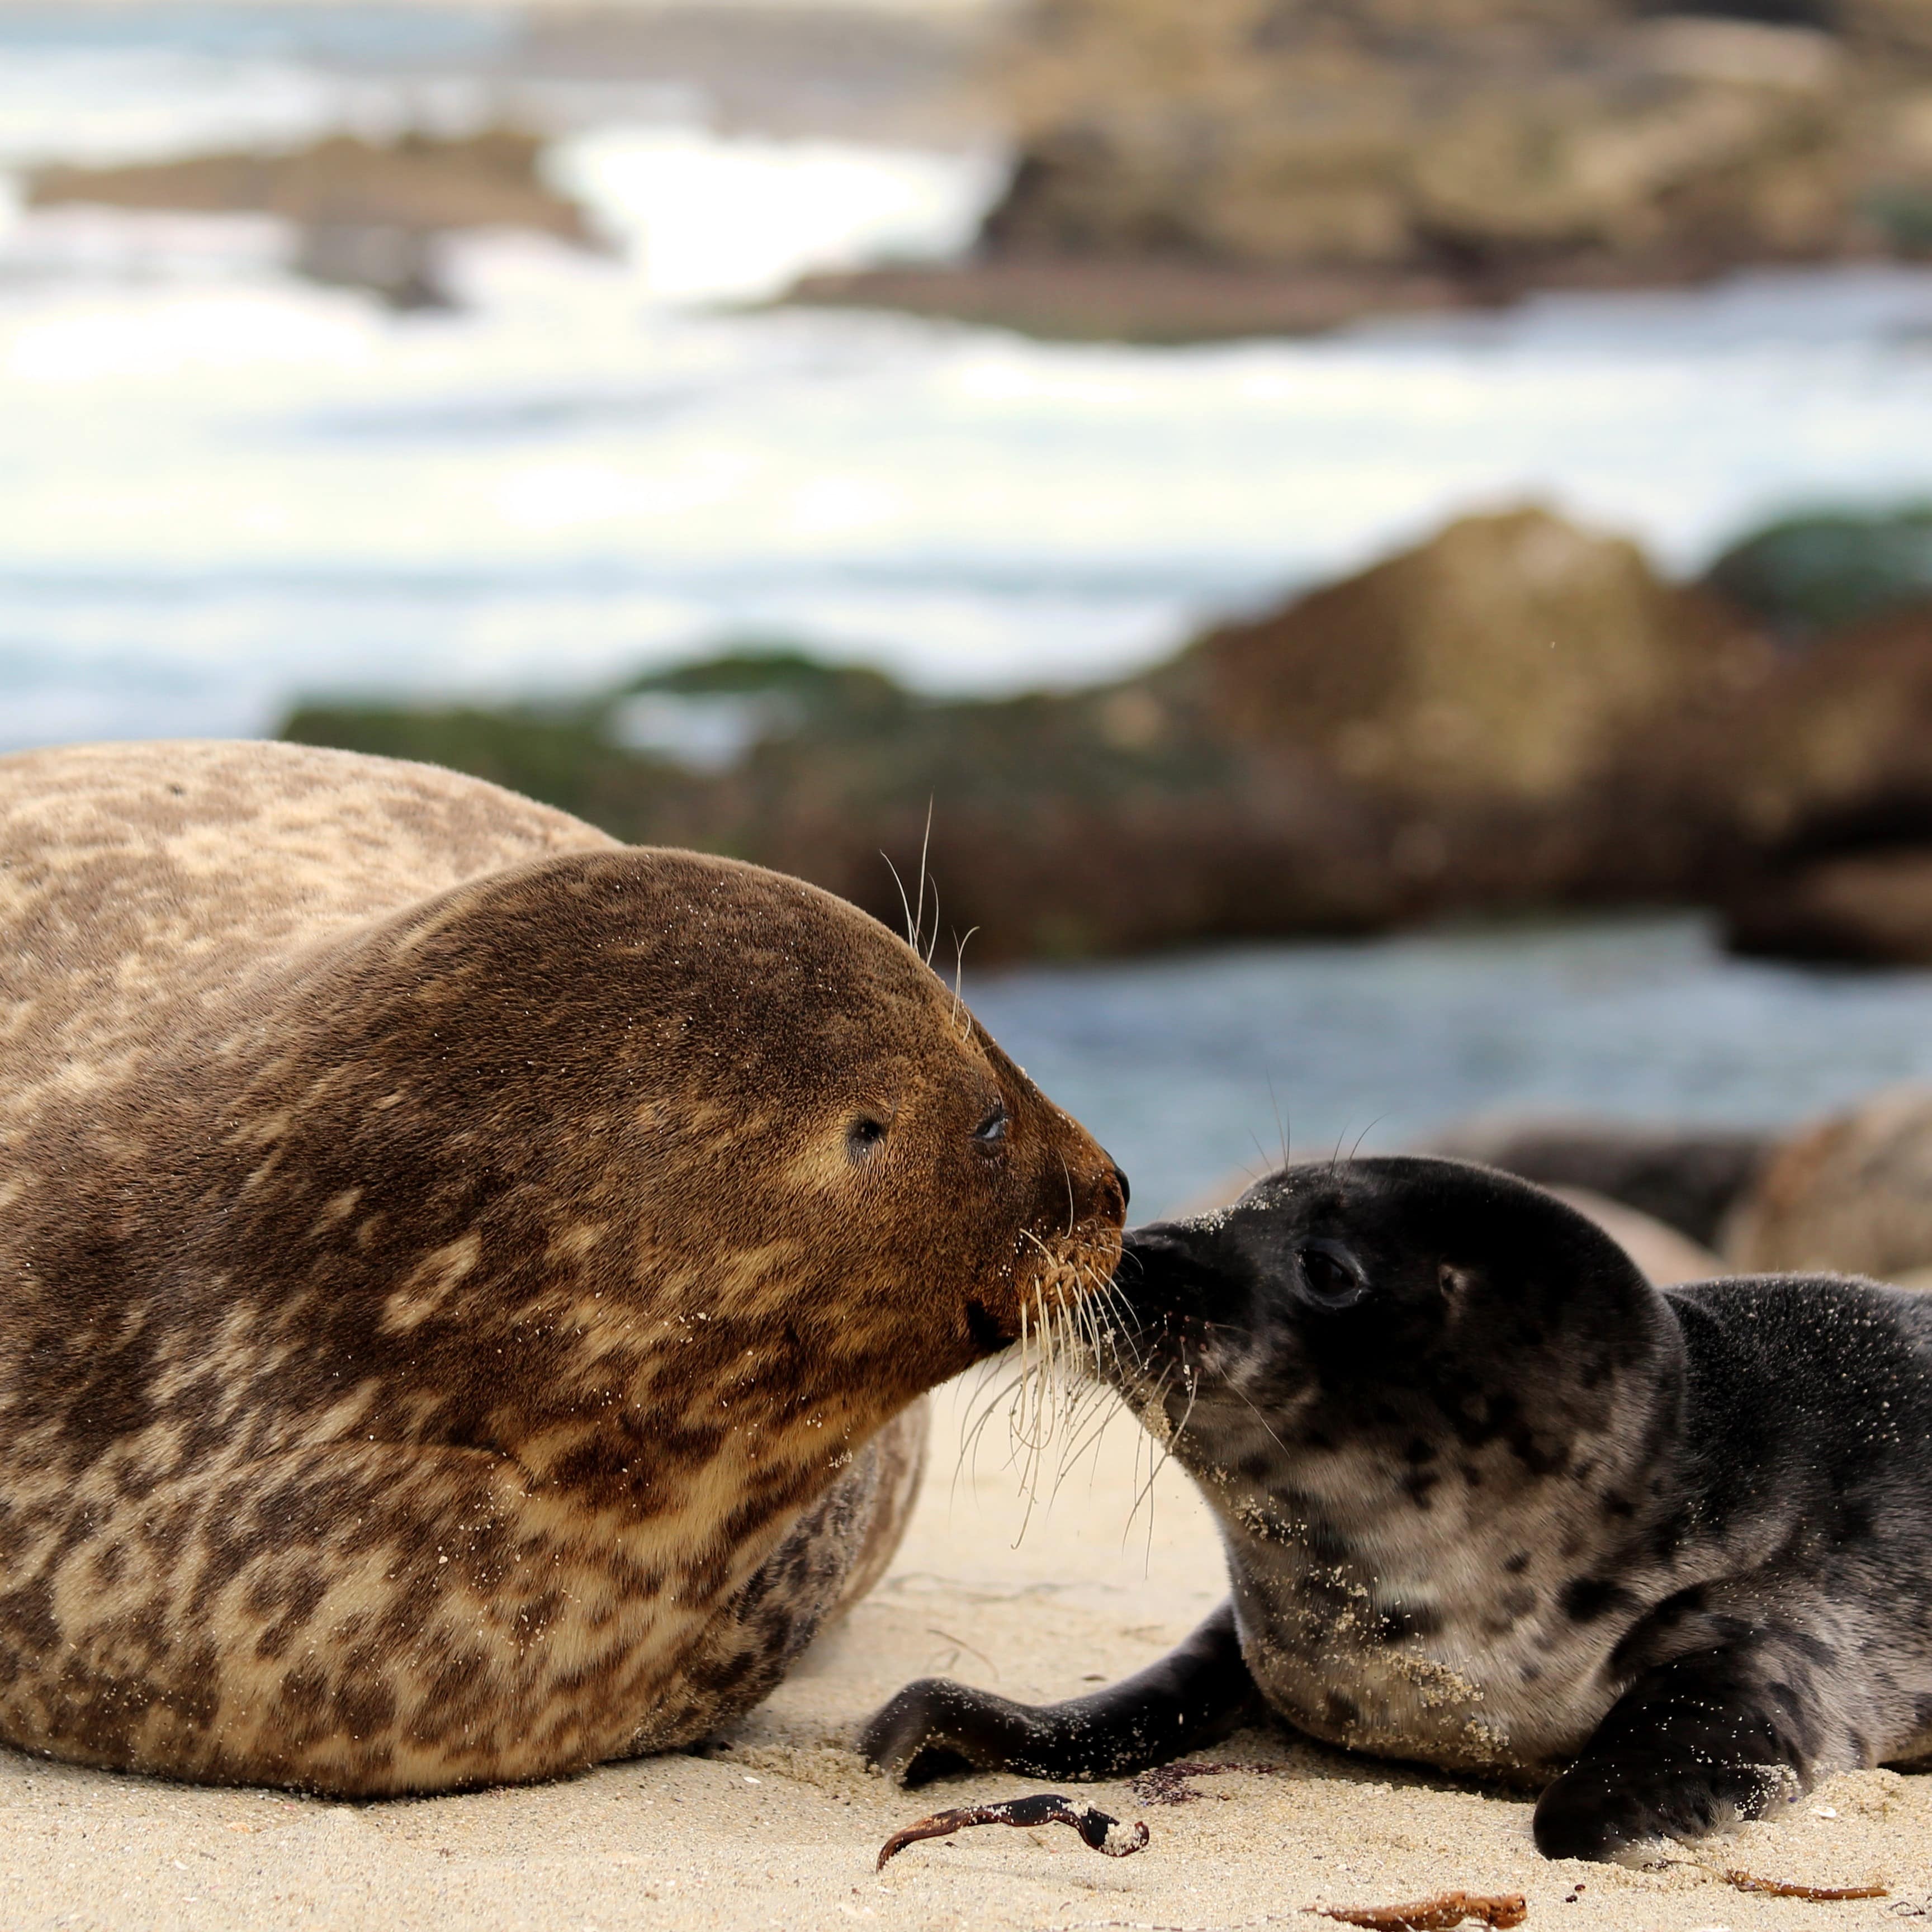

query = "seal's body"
[
  {"left": 865, "top": 1157, "right": 1932, "bottom": 1860},
  {"left": 0, "top": 741, "right": 1124, "bottom": 1796}
]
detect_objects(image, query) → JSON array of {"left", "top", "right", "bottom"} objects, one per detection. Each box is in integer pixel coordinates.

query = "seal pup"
[
  {"left": 864, "top": 1156, "right": 1932, "bottom": 1861},
  {"left": 0, "top": 740, "right": 1126, "bottom": 1796}
]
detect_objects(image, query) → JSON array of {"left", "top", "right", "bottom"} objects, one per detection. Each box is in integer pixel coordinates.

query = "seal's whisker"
[
  {"left": 1051, "top": 1383, "right": 1131, "bottom": 1498},
  {"left": 993, "top": 1221, "right": 1132, "bottom": 1541},
  {"left": 949, "top": 926, "right": 979, "bottom": 1043},
  {"left": 882, "top": 850, "right": 917, "bottom": 954},
  {"left": 914, "top": 797, "right": 936, "bottom": 965},
  {"left": 952, "top": 1357, "right": 1026, "bottom": 1504}
]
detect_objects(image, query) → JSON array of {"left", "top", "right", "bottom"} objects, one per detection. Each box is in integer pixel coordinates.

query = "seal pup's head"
[{"left": 1103, "top": 1156, "right": 1681, "bottom": 1564}]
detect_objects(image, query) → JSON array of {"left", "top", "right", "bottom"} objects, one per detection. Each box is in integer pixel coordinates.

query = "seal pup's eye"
[
  {"left": 846, "top": 1115, "right": 888, "bottom": 1162},
  {"left": 1297, "top": 1240, "right": 1367, "bottom": 1308},
  {"left": 973, "top": 1101, "right": 1009, "bottom": 1146}
]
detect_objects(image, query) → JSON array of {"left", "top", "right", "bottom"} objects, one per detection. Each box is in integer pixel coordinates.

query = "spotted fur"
[
  {"left": 864, "top": 1157, "right": 1932, "bottom": 1861},
  {"left": 0, "top": 742, "right": 1124, "bottom": 1795}
]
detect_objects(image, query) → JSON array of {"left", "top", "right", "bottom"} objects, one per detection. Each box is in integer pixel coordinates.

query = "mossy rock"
[{"left": 1704, "top": 505, "right": 1932, "bottom": 639}]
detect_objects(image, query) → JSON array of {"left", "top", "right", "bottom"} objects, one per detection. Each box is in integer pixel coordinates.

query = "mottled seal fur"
[
  {"left": 0, "top": 741, "right": 1126, "bottom": 1796},
  {"left": 865, "top": 1156, "right": 1932, "bottom": 1860}
]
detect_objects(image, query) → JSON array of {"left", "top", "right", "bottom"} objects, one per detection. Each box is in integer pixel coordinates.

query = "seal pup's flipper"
[
  {"left": 860, "top": 1599, "right": 1259, "bottom": 1786},
  {"left": 1533, "top": 1641, "right": 1825, "bottom": 1861}
]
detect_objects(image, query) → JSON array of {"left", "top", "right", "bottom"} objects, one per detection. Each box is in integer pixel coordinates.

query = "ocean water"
[
  {"left": 4, "top": 6, "right": 1932, "bottom": 750},
  {"left": 970, "top": 915, "right": 1932, "bottom": 1221},
  {"left": 5, "top": 13, "right": 1932, "bottom": 1219}
]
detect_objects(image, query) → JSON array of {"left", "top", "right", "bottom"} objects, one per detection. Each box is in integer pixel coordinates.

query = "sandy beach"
[{"left": 1, "top": 1368, "right": 1922, "bottom": 1932}]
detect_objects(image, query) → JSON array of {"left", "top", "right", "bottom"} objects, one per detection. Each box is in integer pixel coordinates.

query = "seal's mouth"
[{"left": 964, "top": 1298, "right": 1010, "bottom": 1355}]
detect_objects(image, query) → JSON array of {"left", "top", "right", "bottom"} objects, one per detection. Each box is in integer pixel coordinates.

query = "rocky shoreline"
[
  {"left": 282, "top": 501, "right": 1932, "bottom": 967},
  {"left": 794, "top": 1, "right": 1932, "bottom": 340}
]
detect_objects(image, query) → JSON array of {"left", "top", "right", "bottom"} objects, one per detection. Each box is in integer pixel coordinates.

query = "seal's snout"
[
  {"left": 1107, "top": 1157, "right": 1129, "bottom": 1212},
  {"left": 1114, "top": 1219, "right": 1237, "bottom": 1319}
]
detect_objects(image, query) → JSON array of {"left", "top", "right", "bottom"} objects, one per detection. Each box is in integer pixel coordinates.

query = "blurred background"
[{"left": 14, "top": 0, "right": 1932, "bottom": 1219}]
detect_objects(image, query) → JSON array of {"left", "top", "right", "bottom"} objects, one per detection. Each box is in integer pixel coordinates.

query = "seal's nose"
[
  {"left": 1114, "top": 1218, "right": 1224, "bottom": 1306},
  {"left": 1107, "top": 1156, "right": 1130, "bottom": 1211}
]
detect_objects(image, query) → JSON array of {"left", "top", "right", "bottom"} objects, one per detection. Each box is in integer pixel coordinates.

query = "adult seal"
[
  {"left": 0, "top": 741, "right": 1126, "bottom": 1796},
  {"left": 864, "top": 1156, "right": 1932, "bottom": 1861}
]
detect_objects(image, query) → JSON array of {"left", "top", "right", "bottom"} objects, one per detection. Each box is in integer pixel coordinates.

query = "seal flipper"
[
  {"left": 1533, "top": 1641, "right": 1827, "bottom": 1861},
  {"left": 860, "top": 1599, "right": 1258, "bottom": 1786}
]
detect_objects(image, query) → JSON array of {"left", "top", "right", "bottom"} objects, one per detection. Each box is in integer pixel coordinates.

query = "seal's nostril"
[{"left": 1114, "top": 1163, "right": 1130, "bottom": 1210}]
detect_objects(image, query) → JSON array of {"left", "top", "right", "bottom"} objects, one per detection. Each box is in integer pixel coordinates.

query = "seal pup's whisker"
[{"left": 1267, "top": 1070, "right": 1291, "bottom": 1171}]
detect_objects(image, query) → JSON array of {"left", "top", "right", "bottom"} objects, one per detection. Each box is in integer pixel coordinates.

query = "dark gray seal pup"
[
  {"left": 0, "top": 740, "right": 1126, "bottom": 1795},
  {"left": 863, "top": 1156, "right": 1932, "bottom": 1861}
]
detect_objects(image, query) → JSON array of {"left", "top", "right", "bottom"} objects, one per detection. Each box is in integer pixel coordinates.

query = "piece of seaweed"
[
  {"left": 1306, "top": 1891, "right": 1528, "bottom": 1931},
  {"left": 876, "top": 1792, "right": 1151, "bottom": 1870},
  {"left": 1720, "top": 1869, "right": 1887, "bottom": 1901}
]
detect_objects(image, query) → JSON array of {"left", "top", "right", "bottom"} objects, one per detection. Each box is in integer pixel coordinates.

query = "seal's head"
[
  {"left": 1104, "top": 1156, "right": 1677, "bottom": 1556},
  {"left": 148, "top": 849, "right": 1129, "bottom": 1481}
]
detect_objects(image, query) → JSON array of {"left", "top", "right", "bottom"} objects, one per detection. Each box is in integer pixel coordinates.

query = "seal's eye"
[
  {"left": 847, "top": 1115, "right": 888, "bottom": 1162},
  {"left": 973, "top": 1101, "right": 1009, "bottom": 1146},
  {"left": 1297, "top": 1240, "right": 1366, "bottom": 1308}
]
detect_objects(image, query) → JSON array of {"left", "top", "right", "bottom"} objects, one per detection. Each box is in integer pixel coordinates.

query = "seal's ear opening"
[{"left": 847, "top": 1115, "right": 889, "bottom": 1163}]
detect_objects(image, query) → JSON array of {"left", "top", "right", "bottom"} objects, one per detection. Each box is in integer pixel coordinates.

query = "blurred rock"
[
  {"left": 1722, "top": 605, "right": 1932, "bottom": 840},
  {"left": 1710, "top": 600, "right": 1932, "bottom": 959},
  {"left": 1420, "top": 1114, "right": 1773, "bottom": 1247},
  {"left": 27, "top": 130, "right": 588, "bottom": 309},
  {"left": 1156, "top": 505, "right": 1770, "bottom": 913},
  {"left": 1179, "top": 508, "right": 1751, "bottom": 809},
  {"left": 809, "top": 0, "right": 1932, "bottom": 336},
  {"left": 787, "top": 255, "right": 1465, "bottom": 342},
  {"left": 1726, "top": 846, "right": 1932, "bottom": 960},
  {"left": 1724, "top": 1083, "right": 1932, "bottom": 1276},
  {"left": 293, "top": 223, "right": 451, "bottom": 310}
]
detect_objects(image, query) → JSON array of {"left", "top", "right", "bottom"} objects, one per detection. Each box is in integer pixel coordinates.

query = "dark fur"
[{"left": 865, "top": 1157, "right": 1932, "bottom": 1860}]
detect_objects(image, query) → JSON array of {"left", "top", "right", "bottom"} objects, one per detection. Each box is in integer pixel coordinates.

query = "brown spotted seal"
[
  {"left": 866, "top": 1156, "right": 1932, "bottom": 1862},
  {"left": 0, "top": 740, "right": 1126, "bottom": 1796}
]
